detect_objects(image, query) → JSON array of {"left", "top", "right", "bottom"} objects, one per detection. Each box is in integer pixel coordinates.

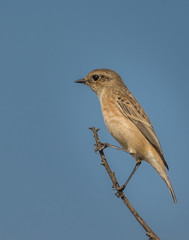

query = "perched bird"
[{"left": 75, "top": 69, "right": 177, "bottom": 204}]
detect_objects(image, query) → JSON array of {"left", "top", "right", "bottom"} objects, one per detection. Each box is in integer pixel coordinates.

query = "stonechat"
[{"left": 75, "top": 69, "right": 176, "bottom": 203}]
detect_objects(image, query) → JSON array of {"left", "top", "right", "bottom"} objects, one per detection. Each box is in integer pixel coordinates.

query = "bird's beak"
[{"left": 74, "top": 78, "right": 86, "bottom": 84}]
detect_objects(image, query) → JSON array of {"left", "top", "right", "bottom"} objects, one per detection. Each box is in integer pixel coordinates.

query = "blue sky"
[{"left": 0, "top": 0, "right": 189, "bottom": 239}]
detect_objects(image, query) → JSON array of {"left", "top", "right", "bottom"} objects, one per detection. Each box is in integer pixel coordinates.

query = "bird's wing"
[{"left": 117, "top": 97, "right": 169, "bottom": 169}]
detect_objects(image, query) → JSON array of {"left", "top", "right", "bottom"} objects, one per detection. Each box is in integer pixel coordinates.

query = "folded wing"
[{"left": 117, "top": 97, "right": 169, "bottom": 170}]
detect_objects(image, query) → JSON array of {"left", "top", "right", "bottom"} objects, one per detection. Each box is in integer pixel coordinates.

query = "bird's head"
[{"left": 75, "top": 69, "right": 125, "bottom": 97}]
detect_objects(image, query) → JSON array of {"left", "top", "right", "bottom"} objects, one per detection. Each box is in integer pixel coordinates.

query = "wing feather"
[{"left": 117, "top": 98, "right": 169, "bottom": 170}]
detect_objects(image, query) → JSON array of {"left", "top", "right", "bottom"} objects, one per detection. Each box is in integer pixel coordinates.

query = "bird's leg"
[
  {"left": 116, "top": 161, "right": 141, "bottom": 196},
  {"left": 95, "top": 142, "right": 129, "bottom": 153}
]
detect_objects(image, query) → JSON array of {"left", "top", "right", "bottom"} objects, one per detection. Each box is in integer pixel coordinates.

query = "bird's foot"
[
  {"left": 113, "top": 185, "right": 126, "bottom": 198},
  {"left": 95, "top": 142, "right": 128, "bottom": 153},
  {"left": 95, "top": 142, "right": 109, "bottom": 152}
]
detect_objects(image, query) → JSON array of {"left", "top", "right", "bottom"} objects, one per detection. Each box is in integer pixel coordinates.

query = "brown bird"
[{"left": 75, "top": 69, "right": 177, "bottom": 204}]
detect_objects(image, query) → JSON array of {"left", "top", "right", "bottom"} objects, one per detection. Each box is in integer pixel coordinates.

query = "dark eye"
[{"left": 92, "top": 75, "right": 99, "bottom": 81}]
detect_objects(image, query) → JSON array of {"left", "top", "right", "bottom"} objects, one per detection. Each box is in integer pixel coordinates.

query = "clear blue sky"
[{"left": 0, "top": 0, "right": 188, "bottom": 239}]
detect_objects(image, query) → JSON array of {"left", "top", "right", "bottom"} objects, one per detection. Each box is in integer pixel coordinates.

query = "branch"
[{"left": 89, "top": 127, "right": 160, "bottom": 240}]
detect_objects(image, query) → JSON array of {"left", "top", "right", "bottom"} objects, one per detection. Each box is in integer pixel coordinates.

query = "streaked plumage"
[{"left": 75, "top": 68, "right": 176, "bottom": 203}]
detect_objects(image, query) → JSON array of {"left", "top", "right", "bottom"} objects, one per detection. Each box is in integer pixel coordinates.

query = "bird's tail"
[
  {"left": 149, "top": 156, "right": 177, "bottom": 204},
  {"left": 162, "top": 173, "right": 177, "bottom": 204}
]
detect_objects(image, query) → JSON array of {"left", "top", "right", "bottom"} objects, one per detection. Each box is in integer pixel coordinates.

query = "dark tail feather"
[{"left": 163, "top": 174, "right": 177, "bottom": 204}]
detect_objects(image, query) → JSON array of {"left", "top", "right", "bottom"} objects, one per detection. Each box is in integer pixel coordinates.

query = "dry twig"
[{"left": 89, "top": 127, "right": 160, "bottom": 240}]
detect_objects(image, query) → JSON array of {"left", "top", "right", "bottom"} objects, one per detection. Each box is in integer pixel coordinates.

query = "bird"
[{"left": 75, "top": 68, "right": 177, "bottom": 204}]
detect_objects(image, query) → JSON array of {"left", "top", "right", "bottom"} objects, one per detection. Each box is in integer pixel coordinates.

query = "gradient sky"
[{"left": 0, "top": 1, "right": 189, "bottom": 239}]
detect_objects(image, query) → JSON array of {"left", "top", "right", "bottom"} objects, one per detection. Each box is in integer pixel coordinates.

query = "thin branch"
[{"left": 89, "top": 127, "right": 160, "bottom": 240}]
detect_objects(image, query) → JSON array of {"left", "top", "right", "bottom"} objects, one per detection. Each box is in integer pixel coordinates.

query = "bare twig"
[{"left": 89, "top": 127, "right": 160, "bottom": 240}]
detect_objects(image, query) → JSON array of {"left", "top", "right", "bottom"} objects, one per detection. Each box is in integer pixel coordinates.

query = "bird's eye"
[{"left": 92, "top": 75, "right": 99, "bottom": 81}]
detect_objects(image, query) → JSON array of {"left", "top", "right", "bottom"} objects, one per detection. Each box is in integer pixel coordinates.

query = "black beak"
[{"left": 74, "top": 79, "right": 86, "bottom": 84}]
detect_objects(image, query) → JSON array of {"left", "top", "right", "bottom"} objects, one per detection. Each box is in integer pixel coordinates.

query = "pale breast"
[{"left": 100, "top": 95, "right": 149, "bottom": 158}]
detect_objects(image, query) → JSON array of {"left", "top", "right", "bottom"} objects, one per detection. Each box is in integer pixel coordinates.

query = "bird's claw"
[
  {"left": 95, "top": 142, "right": 108, "bottom": 152},
  {"left": 115, "top": 185, "right": 126, "bottom": 198}
]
